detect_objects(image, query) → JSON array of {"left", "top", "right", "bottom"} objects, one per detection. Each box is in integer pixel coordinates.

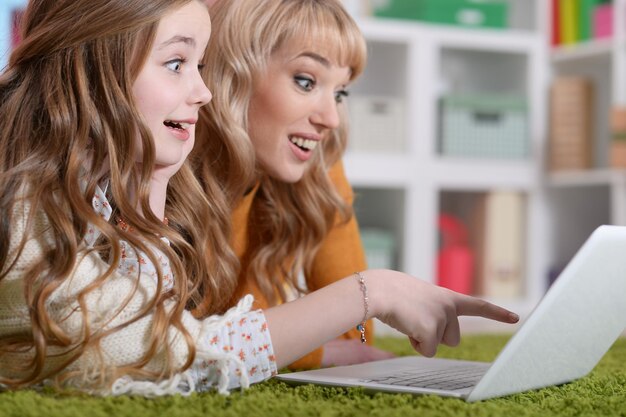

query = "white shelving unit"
[
  {"left": 546, "top": 0, "right": 626, "bottom": 276},
  {"left": 346, "top": 2, "right": 550, "bottom": 334}
]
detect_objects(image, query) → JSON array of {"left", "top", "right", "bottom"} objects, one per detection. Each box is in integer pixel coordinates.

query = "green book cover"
[{"left": 578, "top": 0, "right": 601, "bottom": 41}]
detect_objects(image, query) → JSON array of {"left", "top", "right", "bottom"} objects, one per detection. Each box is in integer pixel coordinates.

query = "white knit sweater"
[{"left": 0, "top": 193, "right": 276, "bottom": 396}]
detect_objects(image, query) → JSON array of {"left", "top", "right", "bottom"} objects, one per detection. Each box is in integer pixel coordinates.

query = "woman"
[
  {"left": 194, "top": 0, "right": 457, "bottom": 368},
  {"left": 194, "top": 0, "right": 389, "bottom": 368}
]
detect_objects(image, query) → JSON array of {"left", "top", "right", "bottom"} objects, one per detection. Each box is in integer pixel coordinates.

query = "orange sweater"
[{"left": 228, "top": 160, "right": 374, "bottom": 369}]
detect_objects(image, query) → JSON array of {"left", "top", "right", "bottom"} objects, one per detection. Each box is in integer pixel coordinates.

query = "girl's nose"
[{"left": 192, "top": 73, "right": 213, "bottom": 106}]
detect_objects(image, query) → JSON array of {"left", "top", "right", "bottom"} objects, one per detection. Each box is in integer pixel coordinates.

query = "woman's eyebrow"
[{"left": 293, "top": 51, "right": 330, "bottom": 68}]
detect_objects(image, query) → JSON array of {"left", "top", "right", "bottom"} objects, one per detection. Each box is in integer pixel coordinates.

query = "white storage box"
[{"left": 348, "top": 95, "right": 405, "bottom": 152}]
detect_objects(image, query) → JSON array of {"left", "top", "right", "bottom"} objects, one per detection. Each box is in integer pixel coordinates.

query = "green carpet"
[{"left": 2, "top": 335, "right": 626, "bottom": 417}]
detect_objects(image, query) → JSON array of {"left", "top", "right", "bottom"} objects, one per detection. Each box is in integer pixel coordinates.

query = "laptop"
[{"left": 276, "top": 225, "right": 626, "bottom": 402}]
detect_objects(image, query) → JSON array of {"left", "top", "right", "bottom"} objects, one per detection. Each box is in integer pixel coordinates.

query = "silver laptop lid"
[{"left": 467, "top": 225, "right": 626, "bottom": 402}]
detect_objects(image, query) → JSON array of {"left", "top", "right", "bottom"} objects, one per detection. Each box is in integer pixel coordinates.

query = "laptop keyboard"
[{"left": 363, "top": 363, "right": 489, "bottom": 391}]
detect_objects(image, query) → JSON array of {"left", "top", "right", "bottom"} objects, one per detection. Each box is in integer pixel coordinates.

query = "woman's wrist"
[
  {"left": 356, "top": 269, "right": 392, "bottom": 321},
  {"left": 354, "top": 272, "right": 369, "bottom": 343}
]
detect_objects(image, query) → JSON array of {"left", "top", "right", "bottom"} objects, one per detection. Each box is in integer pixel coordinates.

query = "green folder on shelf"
[
  {"left": 372, "top": 0, "right": 509, "bottom": 29},
  {"left": 578, "top": 0, "right": 607, "bottom": 41}
]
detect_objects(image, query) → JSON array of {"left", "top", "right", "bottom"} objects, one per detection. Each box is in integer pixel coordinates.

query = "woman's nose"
[{"left": 310, "top": 94, "right": 341, "bottom": 130}]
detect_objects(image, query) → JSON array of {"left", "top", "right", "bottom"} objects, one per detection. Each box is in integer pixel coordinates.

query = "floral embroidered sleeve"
[{"left": 190, "top": 308, "right": 278, "bottom": 391}]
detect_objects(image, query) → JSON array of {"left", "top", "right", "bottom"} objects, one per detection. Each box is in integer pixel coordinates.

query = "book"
[
  {"left": 559, "top": 0, "right": 579, "bottom": 45},
  {"left": 548, "top": 77, "right": 594, "bottom": 171},
  {"left": 472, "top": 191, "right": 526, "bottom": 299},
  {"left": 610, "top": 107, "right": 626, "bottom": 168},
  {"left": 578, "top": 0, "right": 602, "bottom": 41},
  {"left": 552, "top": 0, "right": 560, "bottom": 46},
  {"left": 593, "top": 3, "right": 613, "bottom": 39}
]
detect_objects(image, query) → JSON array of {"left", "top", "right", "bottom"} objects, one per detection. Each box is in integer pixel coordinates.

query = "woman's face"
[
  {"left": 247, "top": 39, "right": 352, "bottom": 183},
  {"left": 132, "top": 0, "right": 212, "bottom": 172}
]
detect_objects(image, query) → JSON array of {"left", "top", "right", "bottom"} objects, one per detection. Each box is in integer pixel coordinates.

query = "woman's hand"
[
  {"left": 321, "top": 339, "right": 395, "bottom": 367},
  {"left": 265, "top": 269, "right": 518, "bottom": 368},
  {"left": 367, "top": 270, "right": 519, "bottom": 357}
]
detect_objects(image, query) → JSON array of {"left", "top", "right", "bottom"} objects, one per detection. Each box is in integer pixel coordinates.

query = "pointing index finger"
[{"left": 455, "top": 294, "right": 519, "bottom": 324}]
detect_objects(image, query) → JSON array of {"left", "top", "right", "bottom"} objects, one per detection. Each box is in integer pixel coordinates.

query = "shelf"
[
  {"left": 432, "top": 158, "right": 536, "bottom": 190},
  {"left": 433, "top": 27, "right": 543, "bottom": 53},
  {"left": 344, "top": 152, "right": 412, "bottom": 188},
  {"left": 355, "top": 17, "right": 417, "bottom": 42},
  {"left": 356, "top": 18, "right": 542, "bottom": 54},
  {"left": 546, "top": 0, "right": 626, "bottom": 266},
  {"left": 551, "top": 38, "right": 613, "bottom": 64},
  {"left": 546, "top": 169, "right": 626, "bottom": 188},
  {"left": 547, "top": 169, "right": 626, "bottom": 226},
  {"left": 351, "top": 4, "right": 547, "bottom": 337}
]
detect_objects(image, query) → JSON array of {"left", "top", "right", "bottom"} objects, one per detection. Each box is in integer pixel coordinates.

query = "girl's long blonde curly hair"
[
  {"left": 0, "top": 0, "right": 239, "bottom": 389},
  {"left": 194, "top": 0, "right": 367, "bottom": 305}
]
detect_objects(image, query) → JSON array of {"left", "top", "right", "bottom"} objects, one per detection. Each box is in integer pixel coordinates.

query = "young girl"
[
  {"left": 0, "top": 0, "right": 275, "bottom": 395},
  {"left": 194, "top": 0, "right": 388, "bottom": 367},
  {"left": 0, "top": 0, "right": 518, "bottom": 396}
]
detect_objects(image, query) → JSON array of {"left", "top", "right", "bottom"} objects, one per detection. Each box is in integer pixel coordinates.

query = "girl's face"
[
  {"left": 132, "top": 0, "right": 212, "bottom": 171},
  {"left": 247, "top": 39, "right": 352, "bottom": 183}
]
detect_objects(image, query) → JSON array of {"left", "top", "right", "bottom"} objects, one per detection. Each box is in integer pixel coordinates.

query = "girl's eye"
[
  {"left": 335, "top": 89, "right": 349, "bottom": 104},
  {"left": 294, "top": 75, "right": 315, "bottom": 91},
  {"left": 165, "top": 58, "right": 184, "bottom": 72}
]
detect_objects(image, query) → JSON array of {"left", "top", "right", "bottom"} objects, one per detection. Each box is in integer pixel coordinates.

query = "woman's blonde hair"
[
  {"left": 194, "top": 0, "right": 367, "bottom": 305},
  {"left": 0, "top": 0, "right": 239, "bottom": 389}
]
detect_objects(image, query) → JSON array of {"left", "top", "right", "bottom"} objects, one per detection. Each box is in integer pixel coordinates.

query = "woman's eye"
[
  {"left": 294, "top": 75, "right": 315, "bottom": 91},
  {"left": 165, "top": 59, "right": 184, "bottom": 72},
  {"left": 335, "top": 89, "right": 349, "bottom": 104}
]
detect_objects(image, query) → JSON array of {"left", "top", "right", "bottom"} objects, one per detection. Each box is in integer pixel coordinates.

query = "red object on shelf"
[
  {"left": 437, "top": 214, "right": 474, "bottom": 295},
  {"left": 551, "top": 0, "right": 560, "bottom": 46}
]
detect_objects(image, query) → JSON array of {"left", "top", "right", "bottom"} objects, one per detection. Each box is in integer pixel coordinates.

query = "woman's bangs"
[{"left": 278, "top": 6, "right": 366, "bottom": 80}]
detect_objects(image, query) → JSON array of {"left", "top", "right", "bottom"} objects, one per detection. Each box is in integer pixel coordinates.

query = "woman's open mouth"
[{"left": 289, "top": 136, "right": 318, "bottom": 152}]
